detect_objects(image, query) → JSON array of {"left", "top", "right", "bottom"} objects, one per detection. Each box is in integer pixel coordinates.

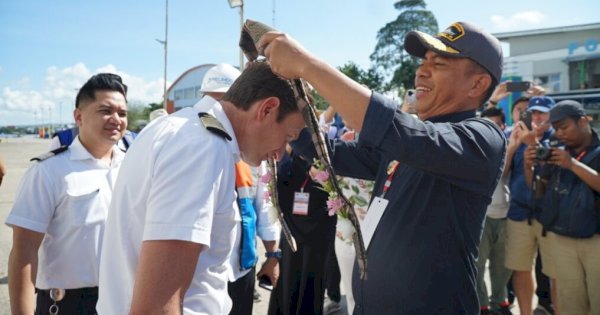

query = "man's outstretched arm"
[{"left": 259, "top": 32, "right": 371, "bottom": 131}]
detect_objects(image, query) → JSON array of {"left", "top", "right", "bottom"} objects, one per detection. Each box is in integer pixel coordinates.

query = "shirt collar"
[
  {"left": 567, "top": 129, "right": 600, "bottom": 156},
  {"left": 194, "top": 95, "right": 241, "bottom": 162},
  {"left": 70, "top": 135, "right": 126, "bottom": 166},
  {"left": 425, "top": 110, "right": 477, "bottom": 123}
]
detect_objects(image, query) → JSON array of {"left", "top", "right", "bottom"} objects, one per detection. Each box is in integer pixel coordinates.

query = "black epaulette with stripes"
[
  {"left": 30, "top": 145, "right": 69, "bottom": 162},
  {"left": 198, "top": 112, "right": 232, "bottom": 141}
]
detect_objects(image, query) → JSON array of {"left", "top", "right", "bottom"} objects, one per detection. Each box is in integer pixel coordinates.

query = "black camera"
[
  {"left": 535, "top": 138, "right": 562, "bottom": 161},
  {"left": 535, "top": 146, "right": 552, "bottom": 161}
]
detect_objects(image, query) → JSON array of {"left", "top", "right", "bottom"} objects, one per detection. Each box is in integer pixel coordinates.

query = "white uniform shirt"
[
  {"left": 227, "top": 162, "right": 280, "bottom": 281},
  {"left": 98, "top": 97, "right": 239, "bottom": 315},
  {"left": 5, "top": 137, "right": 124, "bottom": 289}
]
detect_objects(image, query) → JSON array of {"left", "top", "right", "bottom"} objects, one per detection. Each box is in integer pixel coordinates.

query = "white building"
[
  {"left": 165, "top": 64, "right": 215, "bottom": 113},
  {"left": 494, "top": 22, "right": 600, "bottom": 123}
]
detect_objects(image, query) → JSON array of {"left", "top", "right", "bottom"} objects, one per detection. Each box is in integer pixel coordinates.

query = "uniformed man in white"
[
  {"left": 6, "top": 73, "right": 129, "bottom": 314},
  {"left": 196, "top": 63, "right": 282, "bottom": 315},
  {"left": 97, "top": 61, "right": 305, "bottom": 314}
]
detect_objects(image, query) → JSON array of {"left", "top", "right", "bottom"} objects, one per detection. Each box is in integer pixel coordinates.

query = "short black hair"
[
  {"left": 481, "top": 107, "right": 505, "bottom": 124},
  {"left": 222, "top": 61, "right": 298, "bottom": 123},
  {"left": 511, "top": 96, "right": 530, "bottom": 113},
  {"left": 75, "top": 73, "right": 128, "bottom": 108}
]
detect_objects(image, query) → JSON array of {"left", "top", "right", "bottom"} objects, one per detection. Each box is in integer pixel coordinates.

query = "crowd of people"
[{"left": 4, "top": 20, "right": 599, "bottom": 315}]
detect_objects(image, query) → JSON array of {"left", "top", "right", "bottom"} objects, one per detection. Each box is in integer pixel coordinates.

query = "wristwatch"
[{"left": 265, "top": 250, "right": 282, "bottom": 260}]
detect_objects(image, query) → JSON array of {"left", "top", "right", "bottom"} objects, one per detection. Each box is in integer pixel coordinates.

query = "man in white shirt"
[
  {"left": 6, "top": 73, "right": 129, "bottom": 314},
  {"left": 98, "top": 61, "right": 305, "bottom": 314}
]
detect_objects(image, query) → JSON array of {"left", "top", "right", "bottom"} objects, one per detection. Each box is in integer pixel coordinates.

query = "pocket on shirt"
[{"left": 66, "top": 186, "right": 105, "bottom": 226}]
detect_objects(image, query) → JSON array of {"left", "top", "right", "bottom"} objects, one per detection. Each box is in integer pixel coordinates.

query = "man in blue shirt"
[
  {"left": 504, "top": 96, "right": 559, "bottom": 315},
  {"left": 260, "top": 21, "right": 506, "bottom": 314}
]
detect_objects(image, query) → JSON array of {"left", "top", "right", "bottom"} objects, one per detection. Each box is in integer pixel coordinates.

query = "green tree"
[
  {"left": 338, "top": 62, "right": 386, "bottom": 92},
  {"left": 310, "top": 61, "right": 386, "bottom": 111},
  {"left": 370, "top": 0, "right": 438, "bottom": 93}
]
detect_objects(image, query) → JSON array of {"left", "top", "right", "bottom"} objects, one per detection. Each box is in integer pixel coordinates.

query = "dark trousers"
[
  {"left": 535, "top": 252, "right": 553, "bottom": 307},
  {"left": 325, "top": 239, "right": 341, "bottom": 303},
  {"left": 35, "top": 287, "right": 98, "bottom": 315},
  {"left": 228, "top": 267, "right": 256, "bottom": 315}
]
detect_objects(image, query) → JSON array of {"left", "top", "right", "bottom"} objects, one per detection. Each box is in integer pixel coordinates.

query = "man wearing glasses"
[{"left": 6, "top": 73, "right": 129, "bottom": 314}]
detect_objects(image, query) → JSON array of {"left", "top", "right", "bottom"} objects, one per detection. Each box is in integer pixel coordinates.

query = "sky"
[{"left": 1, "top": 0, "right": 599, "bottom": 126}]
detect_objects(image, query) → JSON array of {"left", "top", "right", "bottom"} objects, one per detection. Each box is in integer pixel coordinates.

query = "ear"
[
  {"left": 578, "top": 116, "right": 589, "bottom": 129},
  {"left": 468, "top": 74, "right": 492, "bottom": 99},
  {"left": 256, "top": 96, "right": 281, "bottom": 122},
  {"left": 74, "top": 108, "right": 83, "bottom": 127}
]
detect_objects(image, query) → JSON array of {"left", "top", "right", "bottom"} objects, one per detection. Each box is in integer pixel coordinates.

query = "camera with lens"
[
  {"left": 535, "top": 146, "right": 552, "bottom": 161},
  {"left": 535, "top": 138, "right": 562, "bottom": 161}
]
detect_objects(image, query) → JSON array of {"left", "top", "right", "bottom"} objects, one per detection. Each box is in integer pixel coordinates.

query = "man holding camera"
[
  {"left": 504, "top": 96, "right": 560, "bottom": 315},
  {"left": 523, "top": 100, "right": 600, "bottom": 315}
]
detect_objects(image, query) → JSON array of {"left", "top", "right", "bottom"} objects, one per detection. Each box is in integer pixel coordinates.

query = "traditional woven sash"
[{"left": 239, "top": 19, "right": 367, "bottom": 279}]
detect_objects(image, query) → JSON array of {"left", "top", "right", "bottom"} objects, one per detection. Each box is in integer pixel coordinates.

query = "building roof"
[{"left": 493, "top": 22, "right": 600, "bottom": 40}]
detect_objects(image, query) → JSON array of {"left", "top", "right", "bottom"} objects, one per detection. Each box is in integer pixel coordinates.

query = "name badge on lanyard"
[
  {"left": 360, "top": 160, "right": 399, "bottom": 249},
  {"left": 293, "top": 176, "right": 310, "bottom": 216}
]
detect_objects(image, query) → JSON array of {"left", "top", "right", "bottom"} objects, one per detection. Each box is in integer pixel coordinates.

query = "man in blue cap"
[
  {"left": 504, "top": 95, "right": 560, "bottom": 315},
  {"left": 260, "top": 21, "right": 506, "bottom": 314}
]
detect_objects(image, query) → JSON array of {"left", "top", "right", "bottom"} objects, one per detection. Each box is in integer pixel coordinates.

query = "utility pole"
[{"left": 156, "top": 0, "right": 169, "bottom": 110}]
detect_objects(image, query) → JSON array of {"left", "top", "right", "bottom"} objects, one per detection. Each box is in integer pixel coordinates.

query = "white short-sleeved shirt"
[
  {"left": 98, "top": 97, "right": 239, "bottom": 315},
  {"left": 5, "top": 137, "right": 124, "bottom": 289}
]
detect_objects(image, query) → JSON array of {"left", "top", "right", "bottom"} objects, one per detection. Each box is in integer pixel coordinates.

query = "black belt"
[{"left": 36, "top": 287, "right": 98, "bottom": 297}]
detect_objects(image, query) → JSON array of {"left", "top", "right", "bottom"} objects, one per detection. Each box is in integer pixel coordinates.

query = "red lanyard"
[
  {"left": 381, "top": 162, "right": 400, "bottom": 198},
  {"left": 575, "top": 150, "right": 587, "bottom": 161},
  {"left": 300, "top": 175, "right": 309, "bottom": 193}
]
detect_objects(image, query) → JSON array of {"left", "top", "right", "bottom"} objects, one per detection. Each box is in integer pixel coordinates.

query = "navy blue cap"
[
  {"left": 404, "top": 22, "right": 503, "bottom": 83},
  {"left": 550, "top": 100, "right": 586, "bottom": 123},
  {"left": 527, "top": 96, "right": 556, "bottom": 113}
]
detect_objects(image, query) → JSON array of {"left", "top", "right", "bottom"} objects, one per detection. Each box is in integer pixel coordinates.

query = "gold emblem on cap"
[
  {"left": 418, "top": 31, "right": 460, "bottom": 54},
  {"left": 437, "top": 22, "right": 465, "bottom": 42}
]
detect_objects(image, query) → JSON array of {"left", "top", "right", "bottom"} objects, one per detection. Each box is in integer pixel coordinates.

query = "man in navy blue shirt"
[
  {"left": 504, "top": 96, "right": 559, "bottom": 315},
  {"left": 260, "top": 21, "right": 506, "bottom": 314}
]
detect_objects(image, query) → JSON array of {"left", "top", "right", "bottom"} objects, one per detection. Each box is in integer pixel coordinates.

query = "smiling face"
[
  {"left": 414, "top": 50, "right": 491, "bottom": 120},
  {"left": 75, "top": 90, "right": 128, "bottom": 151}
]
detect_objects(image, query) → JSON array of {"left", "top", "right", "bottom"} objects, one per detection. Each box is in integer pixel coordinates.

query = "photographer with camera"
[
  {"left": 504, "top": 96, "right": 561, "bottom": 315},
  {"left": 523, "top": 100, "right": 600, "bottom": 315}
]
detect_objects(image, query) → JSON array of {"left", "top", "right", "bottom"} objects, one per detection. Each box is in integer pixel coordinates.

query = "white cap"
[
  {"left": 200, "top": 63, "right": 241, "bottom": 93},
  {"left": 149, "top": 108, "right": 168, "bottom": 121}
]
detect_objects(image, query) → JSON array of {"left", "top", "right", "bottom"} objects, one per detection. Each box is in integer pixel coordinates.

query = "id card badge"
[
  {"left": 360, "top": 196, "right": 389, "bottom": 249},
  {"left": 293, "top": 192, "right": 310, "bottom": 216}
]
